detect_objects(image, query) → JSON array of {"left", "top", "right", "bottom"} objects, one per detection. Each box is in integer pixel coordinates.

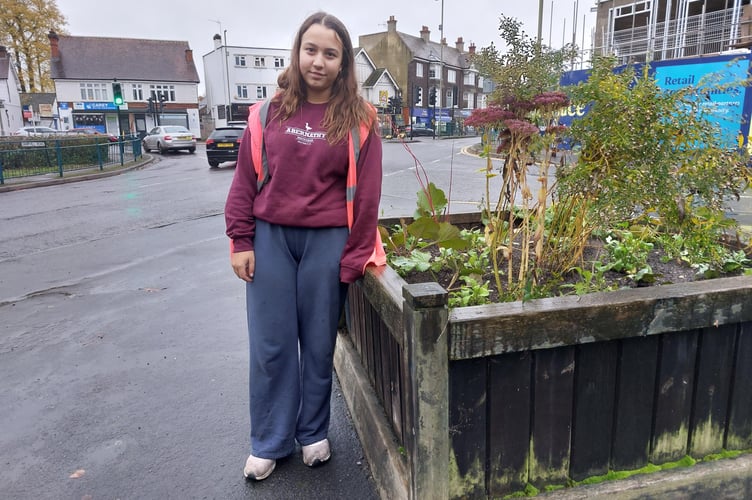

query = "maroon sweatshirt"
[{"left": 224, "top": 100, "right": 383, "bottom": 283}]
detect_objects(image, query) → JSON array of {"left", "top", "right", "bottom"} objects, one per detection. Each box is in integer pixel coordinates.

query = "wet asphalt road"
[{"left": 0, "top": 150, "right": 386, "bottom": 500}]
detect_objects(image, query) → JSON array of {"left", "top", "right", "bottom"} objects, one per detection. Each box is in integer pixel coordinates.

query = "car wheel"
[
  {"left": 188, "top": 147, "right": 196, "bottom": 154},
  {"left": 159, "top": 142, "right": 168, "bottom": 154},
  {"left": 142, "top": 140, "right": 150, "bottom": 152},
  {"left": 208, "top": 160, "right": 220, "bottom": 168}
]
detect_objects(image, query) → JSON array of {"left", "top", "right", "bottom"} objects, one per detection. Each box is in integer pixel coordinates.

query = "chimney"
[
  {"left": 185, "top": 48, "right": 194, "bottom": 65},
  {"left": 48, "top": 30, "right": 60, "bottom": 61},
  {"left": 420, "top": 26, "right": 430, "bottom": 43},
  {"left": 455, "top": 37, "right": 464, "bottom": 52},
  {"left": 213, "top": 33, "right": 222, "bottom": 49},
  {"left": 468, "top": 43, "right": 476, "bottom": 55},
  {"left": 387, "top": 15, "right": 397, "bottom": 34}
]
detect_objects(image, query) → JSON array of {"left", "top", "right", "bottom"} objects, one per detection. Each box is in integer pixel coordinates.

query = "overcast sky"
[{"left": 54, "top": 0, "right": 595, "bottom": 95}]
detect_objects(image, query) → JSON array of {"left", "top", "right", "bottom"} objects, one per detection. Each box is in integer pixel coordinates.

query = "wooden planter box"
[{"left": 334, "top": 235, "right": 752, "bottom": 499}]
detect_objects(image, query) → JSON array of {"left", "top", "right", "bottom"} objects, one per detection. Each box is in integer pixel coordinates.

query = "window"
[
  {"left": 464, "top": 72, "right": 474, "bottom": 85},
  {"left": 464, "top": 92, "right": 473, "bottom": 109},
  {"left": 149, "top": 84, "right": 176, "bottom": 102},
  {"left": 257, "top": 86, "right": 268, "bottom": 99},
  {"left": 429, "top": 64, "right": 440, "bottom": 79},
  {"left": 274, "top": 57, "right": 285, "bottom": 68},
  {"left": 237, "top": 85, "right": 249, "bottom": 99},
  {"left": 79, "top": 82, "right": 109, "bottom": 101},
  {"left": 416, "top": 62, "right": 424, "bottom": 78},
  {"left": 447, "top": 70, "right": 456, "bottom": 84},
  {"left": 132, "top": 84, "right": 144, "bottom": 101},
  {"left": 255, "top": 57, "right": 265, "bottom": 67},
  {"left": 235, "top": 55, "right": 246, "bottom": 67}
]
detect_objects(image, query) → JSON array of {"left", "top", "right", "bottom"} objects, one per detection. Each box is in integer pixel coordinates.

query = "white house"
[
  {"left": 202, "top": 35, "right": 400, "bottom": 129},
  {"left": 0, "top": 45, "right": 24, "bottom": 135},
  {"left": 48, "top": 31, "right": 201, "bottom": 138}
]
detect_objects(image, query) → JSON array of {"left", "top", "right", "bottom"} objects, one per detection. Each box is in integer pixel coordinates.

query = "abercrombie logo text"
[{"left": 285, "top": 126, "right": 326, "bottom": 140}]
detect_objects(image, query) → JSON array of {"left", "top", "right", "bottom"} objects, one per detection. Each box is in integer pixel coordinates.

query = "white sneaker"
[
  {"left": 243, "top": 454, "right": 276, "bottom": 481},
  {"left": 302, "top": 438, "right": 331, "bottom": 467}
]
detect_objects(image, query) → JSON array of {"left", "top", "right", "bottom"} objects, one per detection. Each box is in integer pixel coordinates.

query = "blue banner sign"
[
  {"left": 560, "top": 53, "right": 752, "bottom": 149},
  {"left": 72, "top": 102, "right": 119, "bottom": 111}
]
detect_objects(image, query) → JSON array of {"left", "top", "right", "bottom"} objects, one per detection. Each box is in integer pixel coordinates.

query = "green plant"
[
  {"left": 448, "top": 276, "right": 491, "bottom": 308},
  {"left": 380, "top": 15, "right": 752, "bottom": 306},
  {"left": 559, "top": 262, "right": 615, "bottom": 296},
  {"left": 601, "top": 230, "right": 655, "bottom": 282}
]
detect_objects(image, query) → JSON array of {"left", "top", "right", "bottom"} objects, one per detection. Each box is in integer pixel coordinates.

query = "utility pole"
[
  {"left": 538, "top": 0, "right": 544, "bottom": 46},
  {"left": 438, "top": 0, "right": 444, "bottom": 137}
]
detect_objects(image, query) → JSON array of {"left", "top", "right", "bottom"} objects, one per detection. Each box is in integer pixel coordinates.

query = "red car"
[{"left": 66, "top": 127, "right": 119, "bottom": 142}]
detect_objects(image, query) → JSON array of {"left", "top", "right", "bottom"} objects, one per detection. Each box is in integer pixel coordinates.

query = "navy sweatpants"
[{"left": 246, "top": 219, "right": 349, "bottom": 459}]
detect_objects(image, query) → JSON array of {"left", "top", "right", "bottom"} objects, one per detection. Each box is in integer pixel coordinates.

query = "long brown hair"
[{"left": 275, "top": 11, "right": 377, "bottom": 144}]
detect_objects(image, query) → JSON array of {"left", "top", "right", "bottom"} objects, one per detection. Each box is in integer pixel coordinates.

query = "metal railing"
[
  {"left": 595, "top": 7, "right": 743, "bottom": 65},
  {"left": 0, "top": 135, "right": 143, "bottom": 185}
]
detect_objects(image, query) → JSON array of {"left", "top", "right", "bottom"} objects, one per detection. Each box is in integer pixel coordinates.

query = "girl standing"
[{"left": 224, "top": 11, "right": 383, "bottom": 481}]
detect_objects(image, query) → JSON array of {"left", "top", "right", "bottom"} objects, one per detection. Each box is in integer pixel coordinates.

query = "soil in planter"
[{"left": 399, "top": 232, "right": 747, "bottom": 304}]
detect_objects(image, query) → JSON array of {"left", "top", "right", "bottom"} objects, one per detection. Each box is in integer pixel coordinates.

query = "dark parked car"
[
  {"left": 406, "top": 125, "right": 435, "bottom": 137},
  {"left": 205, "top": 126, "right": 245, "bottom": 167}
]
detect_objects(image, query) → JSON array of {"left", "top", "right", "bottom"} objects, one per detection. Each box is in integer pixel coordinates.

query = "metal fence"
[
  {"left": 596, "top": 7, "right": 743, "bottom": 66},
  {"left": 0, "top": 135, "right": 143, "bottom": 185}
]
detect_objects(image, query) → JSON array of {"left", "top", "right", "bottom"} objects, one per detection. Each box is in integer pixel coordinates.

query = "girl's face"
[{"left": 299, "top": 23, "right": 343, "bottom": 103}]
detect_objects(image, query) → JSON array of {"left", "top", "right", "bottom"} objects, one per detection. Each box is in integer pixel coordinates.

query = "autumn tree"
[{"left": 0, "top": 0, "right": 67, "bottom": 92}]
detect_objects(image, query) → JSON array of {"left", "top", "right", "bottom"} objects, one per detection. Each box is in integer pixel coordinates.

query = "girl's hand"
[{"left": 231, "top": 250, "right": 256, "bottom": 282}]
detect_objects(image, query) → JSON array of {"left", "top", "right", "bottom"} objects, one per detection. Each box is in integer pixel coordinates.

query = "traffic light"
[
  {"left": 112, "top": 82, "right": 124, "bottom": 106},
  {"left": 429, "top": 87, "right": 437, "bottom": 106},
  {"left": 387, "top": 96, "right": 395, "bottom": 114},
  {"left": 414, "top": 86, "right": 422, "bottom": 105},
  {"left": 393, "top": 95, "right": 402, "bottom": 112}
]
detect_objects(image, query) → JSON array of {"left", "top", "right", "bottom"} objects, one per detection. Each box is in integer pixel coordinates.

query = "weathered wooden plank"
[
  {"left": 374, "top": 321, "right": 392, "bottom": 432},
  {"left": 488, "top": 351, "right": 532, "bottom": 497},
  {"left": 449, "top": 276, "right": 752, "bottom": 359},
  {"left": 529, "top": 346, "right": 575, "bottom": 487},
  {"left": 570, "top": 342, "right": 618, "bottom": 481},
  {"left": 689, "top": 324, "right": 737, "bottom": 458},
  {"left": 651, "top": 330, "right": 699, "bottom": 464},
  {"left": 346, "top": 285, "right": 363, "bottom": 354},
  {"left": 361, "top": 264, "right": 405, "bottom": 344},
  {"left": 448, "top": 358, "right": 487, "bottom": 498},
  {"left": 388, "top": 332, "right": 404, "bottom": 444},
  {"left": 727, "top": 321, "right": 752, "bottom": 450},
  {"left": 364, "top": 299, "right": 376, "bottom": 387},
  {"left": 403, "top": 283, "right": 449, "bottom": 500},
  {"left": 611, "top": 336, "right": 659, "bottom": 471}
]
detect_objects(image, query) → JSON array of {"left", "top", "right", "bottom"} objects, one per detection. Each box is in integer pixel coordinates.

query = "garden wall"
[{"left": 336, "top": 263, "right": 752, "bottom": 498}]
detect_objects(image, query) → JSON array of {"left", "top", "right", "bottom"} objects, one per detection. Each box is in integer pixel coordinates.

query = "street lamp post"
[{"left": 0, "top": 99, "right": 5, "bottom": 136}]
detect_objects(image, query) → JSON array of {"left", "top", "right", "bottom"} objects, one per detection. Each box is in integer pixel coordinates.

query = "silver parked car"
[
  {"left": 12, "top": 126, "right": 59, "bottom": 136},
  {"left": 142, "top": 125, "right": 196, "bottom": 154}
]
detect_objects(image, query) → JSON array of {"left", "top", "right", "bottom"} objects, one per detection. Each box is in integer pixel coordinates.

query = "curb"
[
  {"left": 334, "top": 331, "right": 409, "bottom": 500},
  {"left": 0, "top": 155, "right": 156, "bottom": 193}
]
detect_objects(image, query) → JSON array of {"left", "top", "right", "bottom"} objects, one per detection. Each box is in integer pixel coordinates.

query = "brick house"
[{"left": 359, "top": 16, "right": 487, "bottom": 134}]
